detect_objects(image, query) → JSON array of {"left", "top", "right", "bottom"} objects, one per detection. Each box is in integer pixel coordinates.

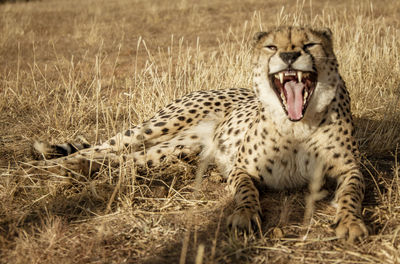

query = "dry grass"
[{"left": 1, "top": 0, "right": 400, "bottom": 263}]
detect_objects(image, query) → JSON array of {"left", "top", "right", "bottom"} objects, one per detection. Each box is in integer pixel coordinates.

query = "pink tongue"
[{"left": 284, "top": 81, "right": 305, "bottom": 121}]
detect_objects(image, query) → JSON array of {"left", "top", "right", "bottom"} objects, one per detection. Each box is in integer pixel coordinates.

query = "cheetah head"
[{"left": 253, "top": 26, "right": 337, "bottom": 122}]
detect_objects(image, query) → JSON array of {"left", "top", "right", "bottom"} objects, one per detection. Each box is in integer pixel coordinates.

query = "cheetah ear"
[
  {"left": 253, "top": 31, "right": 268, "bottom": 46},
  {"left": 318, "top": 27, "right": 332, "bottom": 39}
]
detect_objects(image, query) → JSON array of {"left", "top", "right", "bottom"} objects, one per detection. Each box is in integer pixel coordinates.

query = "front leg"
[
  {"left": 227, "top": 168, "right": 262, "bottom": 232},
  {"left": 331, "top": 166, "right": 368, "bottom": 243}
]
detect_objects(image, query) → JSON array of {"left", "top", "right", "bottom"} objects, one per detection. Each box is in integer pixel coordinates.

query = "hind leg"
[
  {"left": 34, "top": 92, "right": 227, "bottom": 159},
  {"left": 25, "top": 134, "right": 204, "bottom": 177}
]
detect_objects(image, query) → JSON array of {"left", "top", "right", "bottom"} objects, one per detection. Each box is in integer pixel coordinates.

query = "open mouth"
[{"left": 269, "top": 70, "right": 317, "bottom": 121}]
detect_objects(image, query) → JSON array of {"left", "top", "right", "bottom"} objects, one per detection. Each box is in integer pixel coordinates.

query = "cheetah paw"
[
  {"left": 227, "top": 206, "right": 262, "bottom": 233},
  {"left": 333, "top": 216, "right": 368, "bottom": 243}
]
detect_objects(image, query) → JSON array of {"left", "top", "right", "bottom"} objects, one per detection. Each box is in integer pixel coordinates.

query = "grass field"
[{"left": 1, "top": 0, "right": 400, "bottom": 263}]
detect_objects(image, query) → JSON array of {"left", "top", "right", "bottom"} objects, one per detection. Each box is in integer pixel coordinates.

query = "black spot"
[
  {"left": 125, "top": 129, "right": 133, "bottom": 136},
  {"left": 186, "top": 118, "right": 193, "bottom": 123},
  {"left": 146, "top": 160, "right": 153, "bottom": 167},
  {"left": 109, "top": 139, "right": 116, "bottom": 145},
  {"left": 155, "top": 122, "right": 167, "bottom": 127},
  {"left": 177, "top": 116, "right": 186, "bottom": 121},
  {"left": 189, "top": 109, "right": 196, "bottom": 114},
  {"left": 333, "top": 153, "right": 340, "bottom": 158},
  {"left": 162, "top": 128, "right": 169, "bottom": 134},
  {"left": 144, "top": 129, "right": 152, "bottom": 135}
]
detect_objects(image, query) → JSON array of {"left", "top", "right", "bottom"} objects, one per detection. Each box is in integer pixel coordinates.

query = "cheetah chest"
[
  {"left": 253, "top": 139, "right": 311, "bottom": 189},
  {"left": 213, "top": 119, "right": 315, "bottom": 190}
]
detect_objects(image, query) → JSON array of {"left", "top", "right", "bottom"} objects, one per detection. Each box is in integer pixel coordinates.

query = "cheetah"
[{"left": 28, "top": 26, "right": 368, "bottom": 243}]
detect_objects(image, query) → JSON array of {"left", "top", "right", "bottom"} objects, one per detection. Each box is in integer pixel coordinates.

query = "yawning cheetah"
[{"left": 29, "top": 26, "right": 368, "bottom": 243}]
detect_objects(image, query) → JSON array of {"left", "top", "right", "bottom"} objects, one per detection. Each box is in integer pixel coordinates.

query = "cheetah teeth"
[
  {"left": 297, "top": 71, "right": 302, "bottom": 83},
  {"left": 281, "top": 92, "right": 287, "bottom": 106},
  {"left": 274, "top": 71, "right": 310, "bottom": 83},
  {"left": 303, "top": 90, "right": 308, "bottom": 103}
]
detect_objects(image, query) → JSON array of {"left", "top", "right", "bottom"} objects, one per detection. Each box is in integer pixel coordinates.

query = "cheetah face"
[{"left": 254, "top": 27, "right": 335, "bottom": 121}]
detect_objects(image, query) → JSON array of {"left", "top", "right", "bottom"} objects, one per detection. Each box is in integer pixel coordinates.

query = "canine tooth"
[
  {"left": 279, "top": 72, "right": 284, "bottom": 84},
  {"left": 297, "top": 71, "right": 303, "bottom": 82}
]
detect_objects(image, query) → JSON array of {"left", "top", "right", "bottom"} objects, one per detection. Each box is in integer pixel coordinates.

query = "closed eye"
[
  {"left": 303, "top": 43, "right": 320, "bottom": 49},
  {"left": 264, "top": 45, "right": 277, "bottom": 51}
]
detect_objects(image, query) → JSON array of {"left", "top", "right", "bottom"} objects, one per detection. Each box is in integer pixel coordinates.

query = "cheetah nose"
[{"left": 280, "top": 52, "right": 301, "bottom": 65}]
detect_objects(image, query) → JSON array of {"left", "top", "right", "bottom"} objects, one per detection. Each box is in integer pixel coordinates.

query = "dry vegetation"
[{"left": 1, "top": 0, "right": 400, "bottom": 263}]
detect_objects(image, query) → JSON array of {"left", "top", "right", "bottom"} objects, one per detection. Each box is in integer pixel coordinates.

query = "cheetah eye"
[
  {"left": 264, "top": 45, "right": 277, "bottom": 51},
  {"left": 303, "top": 43, "right": 319, "bottom": 50}
]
